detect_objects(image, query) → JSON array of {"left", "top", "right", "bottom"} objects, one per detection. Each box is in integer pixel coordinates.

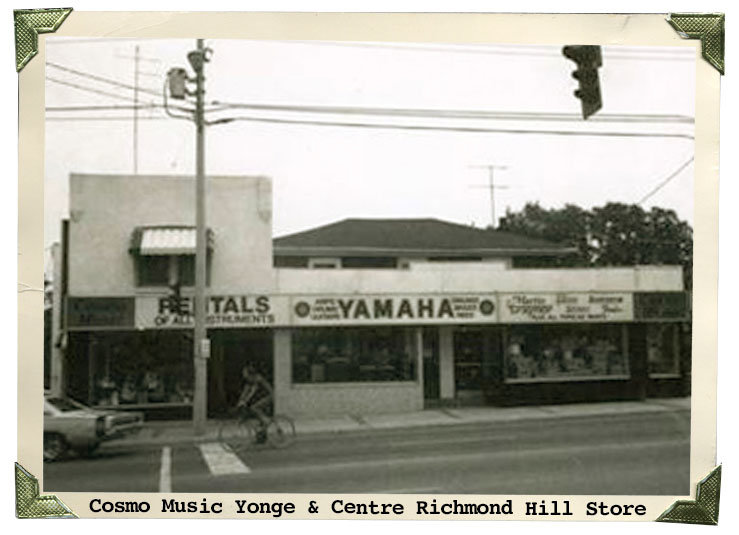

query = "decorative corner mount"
[
  {"left": 15, "top": 463, "right": 76, "bottom": 519},
  {"left": 14, "top": 8, "right": 73, "bottom": 73},
  {"left": 667, "top": 13, "right": 725, "bottom": 75},
  {"left": 656, "top": 465, "right": 721, "bottom": 525}
]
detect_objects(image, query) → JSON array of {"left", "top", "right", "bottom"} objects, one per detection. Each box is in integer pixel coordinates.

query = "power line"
[
  {"left": 215, "top": 113, "right": 696, "bottom": 140},
  {"left": 210, "top": 102, "right": 695, "bottom": 124},
  {"left": 47, "top": 61, "right": 162, "bottom": 97},
  {"left": 46, "top": 116, "right": 169, "bottom": 121},
  {"left": 45, "top": 110, "right": 695, "bottom": 140},
  {"left": 46, "top": 76, "right": 157, "bottom": 104},
  {"left": 637, "top": 156, "right": 695, "bottom": 204},
  {"left": 269, "top": 40, "right": 696, "bottom": 61},
  {"left": 46, "top": 105, "right": 160, "bottom": 111},
  {"left": 45, "top": 101, "right": 695, "bottom": 127}
]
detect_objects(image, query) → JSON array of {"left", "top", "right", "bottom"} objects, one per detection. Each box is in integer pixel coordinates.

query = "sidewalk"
[{"left": 113, "top": 397, "right": 690, "bottom": 448}]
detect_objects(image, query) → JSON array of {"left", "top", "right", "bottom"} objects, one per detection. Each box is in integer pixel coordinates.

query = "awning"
[{"left": 130, "top": 226, "right": 214, "bottom": 255}]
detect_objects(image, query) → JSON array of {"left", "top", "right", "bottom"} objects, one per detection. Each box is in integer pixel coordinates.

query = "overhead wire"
[
  {"left": 46, "top": 76, "right": 158, "bottom": 104},
  {"left": 637, "top": 156, "right": 695, "bottom": 204},
  {"left": 266, "top": 40, "right": 696, "bottom": 61},
  {"left": 204, "top": 113, "right": 695, "bottom": 140},
  {"left": 47, "top": 61, "right": 162, "bottom": 97}
]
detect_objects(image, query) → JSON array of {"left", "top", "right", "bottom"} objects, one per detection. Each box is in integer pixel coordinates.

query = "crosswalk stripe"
[
  {"left": 159, "top": 446, "right": 172, "bottom": 492},
  {"left": 198, "top": 442, "right": 251, "bottom": 476}
]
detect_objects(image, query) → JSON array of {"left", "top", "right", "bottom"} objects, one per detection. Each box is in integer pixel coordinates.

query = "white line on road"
[
  {"left": 159, "top": 446, "right": 172, "bottom": 492},
  {"left": 199, "top": 442, "right": 251, "bottom": 476}
]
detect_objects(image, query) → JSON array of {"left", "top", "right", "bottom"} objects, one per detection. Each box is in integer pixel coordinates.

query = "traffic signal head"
[
  {"left": 562, "top": 45, "right": 603, "bottom": 119},
  {"left": 167, "top": 68, "right": 189, "bottom": 99}
]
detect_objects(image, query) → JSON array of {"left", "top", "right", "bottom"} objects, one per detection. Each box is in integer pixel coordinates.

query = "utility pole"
[
  {"left": 117, "top": 47, "right": 161, "bottom": 174},
  {"left": 192, "top": 39, "right": 209, "bottom": 435},
  {"left": 469, "top": 164, "right": 509, "bottom": 228}
]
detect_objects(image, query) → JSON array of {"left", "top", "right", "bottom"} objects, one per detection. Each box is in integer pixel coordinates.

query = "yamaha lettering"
[{"left": 292, "top": 295, "right": 498, "bottom": 325}]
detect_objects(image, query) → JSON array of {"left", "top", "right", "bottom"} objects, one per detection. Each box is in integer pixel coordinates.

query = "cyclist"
[{"left": 236, "top": 364, "right": 273, "bottom": 443}]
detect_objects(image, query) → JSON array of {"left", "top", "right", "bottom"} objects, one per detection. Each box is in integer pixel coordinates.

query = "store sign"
[
  {"left": 290, "top": 294, "right": 498, "bottom": 325},
  {"left": 67, "top": 297, "right": 135, "bottom": 329},
  {"left": 633, "top": 292, "right": 690, "bottom": 320},
  {"left": 135, "top": 295, "right": 288, "bottom": 329},
  {"left": 499, "top": 292, "right": 633, "bottom": 323}
]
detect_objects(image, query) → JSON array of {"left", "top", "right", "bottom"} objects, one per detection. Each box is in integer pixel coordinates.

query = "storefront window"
[
  {"left": 292, "top": 327, "right": 417, "bottom": 383},
  {"left": 504, "top": 324, "right": 628, "bottom": 382},
  {"left": 647, "top": 324, "right": 680, "bottom": 376},
  {"left": 89, "top": 332, "right": 194, "bottom": 406}
]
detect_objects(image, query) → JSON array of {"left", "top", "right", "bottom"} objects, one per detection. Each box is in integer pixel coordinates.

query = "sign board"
[
  {"left": 633, "top": 292, "right": 690, "bottom": 321},
  {"left": 67, "top": 297, "right": 135, "bottom": 329},
  {"left": 289, "top": 294, "right": 498, "bottom": 325},
  {"left": 499, "top": 292, "right": 633, "bottom": 323},
  {"left": 67, "top": 292, "right": 657, "bottom": 330},
  {"left": 135, "top": 295, "right": 289, "bottom": 329}
]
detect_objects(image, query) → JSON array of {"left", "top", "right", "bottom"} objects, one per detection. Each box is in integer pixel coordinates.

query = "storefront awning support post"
[{"left": 192, "top": 38, "right": 208, "bottom": 435}]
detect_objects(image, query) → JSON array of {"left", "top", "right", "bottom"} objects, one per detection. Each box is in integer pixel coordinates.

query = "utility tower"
[{"left": 469, "top": 164, "right": 509, "bottom": 229}]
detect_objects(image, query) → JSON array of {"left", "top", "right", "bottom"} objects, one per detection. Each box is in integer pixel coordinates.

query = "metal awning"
[{"left": 130, "top": 226, "right": 214, "bottom": 255}]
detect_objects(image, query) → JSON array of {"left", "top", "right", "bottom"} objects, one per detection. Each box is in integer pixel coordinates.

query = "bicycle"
[{"left": 218, "top": 407, "right": 296, "bottom": 452}]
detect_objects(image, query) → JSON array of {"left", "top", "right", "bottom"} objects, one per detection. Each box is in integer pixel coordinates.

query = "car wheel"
[{"left": 43, "top": 433, "right": 68, "bottom": 462}]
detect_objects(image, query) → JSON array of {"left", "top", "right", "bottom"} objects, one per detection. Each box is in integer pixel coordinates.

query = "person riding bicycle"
[{"left": 236, "top": 364, "right": 273, "bottom": 443}]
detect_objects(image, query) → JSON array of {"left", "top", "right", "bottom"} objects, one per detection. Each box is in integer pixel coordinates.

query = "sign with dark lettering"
[
  {"left": 290, "top": 294, "right": 498, "bottom": 325},
  {"left": 67, "top": 297, "right": 135, "bottom": 329},
  {"left": 499, "top": 293, "right": 633, "bottom": 323},
  {"left": 136, "top": 295, "right": 286, "bottom": 329},
  {"left": 633, "top": 292, "right": 689, "bottom": 320}
]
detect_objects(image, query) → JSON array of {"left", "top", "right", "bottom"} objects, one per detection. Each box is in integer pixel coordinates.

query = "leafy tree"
[{"left": 498, "top": 202, "right": 693, "bottom": 289}]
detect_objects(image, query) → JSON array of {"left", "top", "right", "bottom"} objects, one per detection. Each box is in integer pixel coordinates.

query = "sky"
[{"left": 44, "top": 39, "right": 695, "bottom": 263}]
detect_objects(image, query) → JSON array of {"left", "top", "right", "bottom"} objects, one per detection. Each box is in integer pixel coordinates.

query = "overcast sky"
[{"left": 45, "top": 38, "right": 695, "bottom": 261}]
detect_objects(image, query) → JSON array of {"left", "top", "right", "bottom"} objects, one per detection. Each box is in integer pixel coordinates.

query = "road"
[{"left": 43, "top": 410, "right": 690, "bottom": 495}]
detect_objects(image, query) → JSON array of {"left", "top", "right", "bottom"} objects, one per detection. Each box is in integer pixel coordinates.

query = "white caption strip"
[{"left": 199, "top": 442, "right": 251, "bottom": 476}]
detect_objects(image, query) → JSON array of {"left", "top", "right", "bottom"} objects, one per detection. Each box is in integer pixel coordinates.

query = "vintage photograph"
[{"left": 42, "top": 37, "right": 693, "bottom": 495}]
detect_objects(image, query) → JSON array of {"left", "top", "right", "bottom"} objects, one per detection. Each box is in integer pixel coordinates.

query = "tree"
[{"left": 498, "top": 202, "right": 693, "bottom": 289}]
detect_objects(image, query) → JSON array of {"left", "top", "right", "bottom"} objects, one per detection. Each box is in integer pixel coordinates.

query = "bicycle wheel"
[
  {"left": 266, "top": 415, "right": 296, "bottom": 448},
  {"left": 218, "top": 420, "right": 254, "bottom": 452}
]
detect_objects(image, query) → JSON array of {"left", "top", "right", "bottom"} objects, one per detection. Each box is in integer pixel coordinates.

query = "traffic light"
[
  {"left": 562, "top": 45, "right": 603, "bottom": 119},
  {"left": 166, "top": 67, "right": 190, "bottom": 99}
]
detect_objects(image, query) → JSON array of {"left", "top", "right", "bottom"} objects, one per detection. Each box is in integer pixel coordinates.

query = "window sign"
[{"left": 499, "top": 293, "right": 633, "bottom": 323}]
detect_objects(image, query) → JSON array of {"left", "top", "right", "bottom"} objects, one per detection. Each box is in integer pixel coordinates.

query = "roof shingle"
[{"left": 273, "top": 218, "right": 574, "bottom": 257}]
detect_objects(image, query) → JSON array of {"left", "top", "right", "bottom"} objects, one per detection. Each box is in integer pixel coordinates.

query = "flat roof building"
[{"left": 51, "top": 174, "right": 690, "bottom": 419}]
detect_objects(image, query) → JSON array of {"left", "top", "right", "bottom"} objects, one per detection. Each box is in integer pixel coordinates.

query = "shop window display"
[
  {"left": 292, "top": 327, "right": 417, "bottom": 383},
  {"left": 89, "top": 332, "right": 194, "bottom": 406},
  {"left": 505, "top": 324, "right": 628, "bottom": 382},
  {"left": 647, "top": 323, "right": 680, "bottom": 376}
]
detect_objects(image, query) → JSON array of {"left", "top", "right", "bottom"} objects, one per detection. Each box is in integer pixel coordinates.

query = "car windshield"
[{"left": 46, "top": 397, "right": 85, "bottom": 412}]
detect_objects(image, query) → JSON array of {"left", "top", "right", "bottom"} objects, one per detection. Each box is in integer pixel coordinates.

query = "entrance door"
[
  {"left": 453, "top": 328, "right": 484, "bottom": 397},
  {"left": 209, "top": 330, "right": 273, "bottom": 415}
]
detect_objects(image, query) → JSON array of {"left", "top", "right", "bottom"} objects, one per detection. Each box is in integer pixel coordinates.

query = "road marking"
[
  {"left": 159, "top": 446, "right": 172, "bottom": 492},
  {"left": 199, "top": 442, "right": 251, "bottom": 476}
]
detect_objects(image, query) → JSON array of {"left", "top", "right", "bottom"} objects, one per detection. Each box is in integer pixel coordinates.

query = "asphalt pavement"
[{"left": 43, "top": 398, "right": 690, "bottom": 495}]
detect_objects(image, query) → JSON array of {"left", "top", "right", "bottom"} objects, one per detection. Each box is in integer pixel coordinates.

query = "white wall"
[{"left": 68, "top": 174, "right": 275, "bottom": 296}]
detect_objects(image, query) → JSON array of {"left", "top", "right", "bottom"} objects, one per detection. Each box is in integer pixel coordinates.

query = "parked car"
[{"left": 43, "top": 394, "right": 144, "bottom": 461}]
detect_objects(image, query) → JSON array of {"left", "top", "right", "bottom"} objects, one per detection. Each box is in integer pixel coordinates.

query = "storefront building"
[{"left": 52, "top": 174, "right": 690, "bottom": 418}]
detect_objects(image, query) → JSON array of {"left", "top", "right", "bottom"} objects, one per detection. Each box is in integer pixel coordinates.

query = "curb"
[{"left": 107, "top": 399, "right": 690, "bottom": 449}]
